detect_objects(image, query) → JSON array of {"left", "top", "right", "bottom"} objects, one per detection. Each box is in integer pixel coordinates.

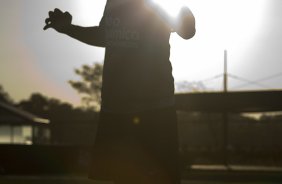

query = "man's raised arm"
[
  {"left": 146, "top": 1, "right": 196, "bottom": 40},
  {"left": 44, "top": 8, "right": 105, "bottom": 47}
]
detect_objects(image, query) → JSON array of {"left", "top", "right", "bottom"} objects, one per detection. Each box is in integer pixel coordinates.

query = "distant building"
[{"left": 0, "top": 102, "right": 50, "bottom": 145}]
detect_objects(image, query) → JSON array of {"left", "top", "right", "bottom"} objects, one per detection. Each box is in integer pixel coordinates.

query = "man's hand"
[
  {"left": 174, "top": 6, "right": 196, "bottom": 39},
  {"left": 44, "top": 8, "right": 72, "bottom": 33}
]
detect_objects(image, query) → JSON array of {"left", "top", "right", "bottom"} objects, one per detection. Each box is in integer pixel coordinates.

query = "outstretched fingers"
[
  {"left": 44, "top": 17, "right": 52, "bottom": 30},
  {"left": 54, "top": 8, "right": 63, "bottom": 14},
  {"left": 64, "top": 11, "right": 71, "bottom": 18},
  {"left": 48, "top": 11, "right": 54, "bottom": 18},
  {"left": 43, "top": 23, "right": 52, "bottom": 30},
  {"left": 45, "top": 17, "right": 51, "bottom": 25},
  {"left": 44, "top": 9, "right": 59, "bottom": 30},
  {"left": 43, "top": 8, "right": 71, "bottom": 31}
]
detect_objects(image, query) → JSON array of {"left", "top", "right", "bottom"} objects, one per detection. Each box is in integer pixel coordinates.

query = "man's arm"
[
  {"left": 44, "top": 8, "right": 105, "bottom": 47},
  {"left": 63, "top": 25, "right": 105, "bottom": 47},
  {"left": 147, "top": 2, "right": 196, "bottom": 39}
]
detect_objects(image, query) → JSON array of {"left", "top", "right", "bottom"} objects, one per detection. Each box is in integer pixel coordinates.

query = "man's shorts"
[{"left": 88, "top": 106, "right": 180, "bottom": 184}]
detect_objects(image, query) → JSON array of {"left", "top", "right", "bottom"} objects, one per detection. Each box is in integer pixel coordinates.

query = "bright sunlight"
[
  {"left": 75, "top": 0, "right": 268, "bottom": 81},
  {"left": 170, "top": 0, "right": 267, "bottom": 81},
  {"left": 150, "top": 0, "right": 185, "bottom": 18}
]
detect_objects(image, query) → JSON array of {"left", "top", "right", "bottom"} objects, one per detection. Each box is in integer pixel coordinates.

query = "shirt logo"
[{"left": 105, "top": 17, "right": 140, "bottom": 48}]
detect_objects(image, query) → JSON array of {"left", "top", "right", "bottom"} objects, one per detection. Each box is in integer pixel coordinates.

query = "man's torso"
[{"left": 101, "top": 0, "right": 175, "bottom": 112}]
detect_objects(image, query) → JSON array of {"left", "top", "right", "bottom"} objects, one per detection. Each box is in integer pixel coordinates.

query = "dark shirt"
[{"left": 100, "top": 0, "right": 175, "bottom": 112}]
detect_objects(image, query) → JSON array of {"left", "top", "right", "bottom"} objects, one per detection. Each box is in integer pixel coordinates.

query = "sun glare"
[
  {"left": 150, "top": 0, "right": 185, "bottom": 18},
  {"left": 75, "top": 0, "right": 268, "bottom": 82},
  {"left": 185, "top": 0, "right": 266, "bottom": 49},
  {"left": 170, "top": 0, "right": 268, "bottom": 81}
]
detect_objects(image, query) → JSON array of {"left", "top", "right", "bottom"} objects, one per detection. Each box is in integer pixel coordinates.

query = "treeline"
[{"left": 0, "top": 87, "right": 99, "bottom": 145}]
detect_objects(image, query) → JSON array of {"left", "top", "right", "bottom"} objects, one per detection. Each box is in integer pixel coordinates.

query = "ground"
[{"left": 0, "top": 175, "right": 282, "bottom": 184}]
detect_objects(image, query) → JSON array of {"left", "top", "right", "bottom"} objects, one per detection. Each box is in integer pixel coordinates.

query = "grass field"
[
  {"left": 1, "top": 166, "right": 282, "bottom": 184},
  {"left": 0, "top": 175, "right": 282, "bottom": 184}
]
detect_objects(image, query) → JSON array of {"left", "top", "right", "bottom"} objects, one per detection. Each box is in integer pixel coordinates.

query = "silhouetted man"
[{"left": 44, "top": 0, "right": 195, "bottom": 183}]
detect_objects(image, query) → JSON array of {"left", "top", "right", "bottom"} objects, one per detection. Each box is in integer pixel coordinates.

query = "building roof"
[
  {"left": 175, "top": 90, "right": 282, "bottom": 113},
  {"left": 0, "top": 102, "right": 50, "bottom": 125}
]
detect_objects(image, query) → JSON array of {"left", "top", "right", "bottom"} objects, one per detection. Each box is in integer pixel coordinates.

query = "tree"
[
  {"left": 175, "top": 81, "right": 207, "bottom": 93},
  {"left": 18, "top": 93, "right": 73, "bottom": 118},
  {"left": 69, "top": 63, "right": 103, "bottom": 111},
  {"left": 0, "top": 85, "right": 13, "bottom": 104}
]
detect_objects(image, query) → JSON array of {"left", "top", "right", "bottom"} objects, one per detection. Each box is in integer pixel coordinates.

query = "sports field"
[
  {"left": 2, "top": 165, "right": 282, "bottom": 184},
  {"left": 0, "top": 175, "right": 281, "bottom": 184}
]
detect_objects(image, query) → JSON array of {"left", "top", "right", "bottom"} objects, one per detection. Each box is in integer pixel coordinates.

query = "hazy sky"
[{"left": 0, "top": 0, "right": 282, "bottom": 106}]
